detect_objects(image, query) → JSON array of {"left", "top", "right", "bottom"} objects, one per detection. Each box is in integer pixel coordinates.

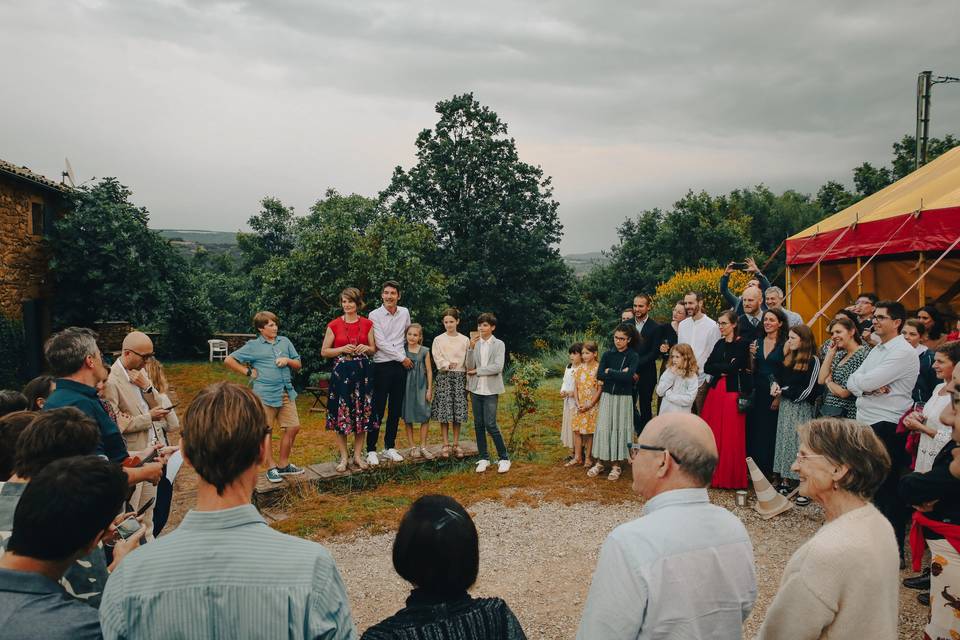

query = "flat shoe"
[
  {"left": 441, "top": 445, "right": 451, "bottom": 459},
  {"left": 607, "top": 466, "right": 622, "bottom": 481},
  {"left": 354, "top": 458, "right": 369, "bottom": 471},
  {"left": 454, "top": 446, "right": 465, "bottom": 459},
  {"left": 587, "top": 463, "right": 603, "bottom": 478},
  {"left": 564, "top": 459, "right": 582, "bottom": 467},
  {"left": 335, "top": 460, "right": 348, "bottom": 473}
]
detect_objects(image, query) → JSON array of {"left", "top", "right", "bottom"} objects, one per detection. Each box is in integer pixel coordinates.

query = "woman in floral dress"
[{"left": 321, "top": 287, "right": 379, "bottom": 472}]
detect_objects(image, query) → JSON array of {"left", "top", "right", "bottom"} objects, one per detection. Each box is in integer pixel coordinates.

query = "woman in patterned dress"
[
  {"left": 818, "top": 316, "right": 869, "bottom": 419},
  {"left": 321, "top": 287, "right": 378, "bottom": 472},
  {"left": 570, "top": 341, "right": 601, "bottom": 468}
]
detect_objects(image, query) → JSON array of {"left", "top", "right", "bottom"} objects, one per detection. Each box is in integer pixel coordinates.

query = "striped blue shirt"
[{"left": 100, "top": 504, "right": 355, "bottom": 640}]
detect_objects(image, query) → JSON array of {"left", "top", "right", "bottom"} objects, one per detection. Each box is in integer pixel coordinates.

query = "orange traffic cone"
[{"left": 746, "top": 457, "right": 793, "bottom": 519}]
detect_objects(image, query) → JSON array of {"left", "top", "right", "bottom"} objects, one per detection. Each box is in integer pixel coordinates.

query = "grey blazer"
[{"left": 465, "top": 337, "right": 506, "bottom": 395}]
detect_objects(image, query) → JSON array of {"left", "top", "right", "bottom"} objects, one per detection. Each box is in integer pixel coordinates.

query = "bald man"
[
  {"left": 737, "top": 285, "right": 765, "bottom": 343},
  {"left": 577, "top": 414, "right": 756, "bottom": 639},
  {"left": 104, "top": 331, "right": 171, "bottom": 540}
]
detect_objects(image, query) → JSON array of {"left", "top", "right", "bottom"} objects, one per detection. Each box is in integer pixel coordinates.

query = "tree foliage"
[{"left": 380, "top": 93, "right": 574, "bottom": 352}]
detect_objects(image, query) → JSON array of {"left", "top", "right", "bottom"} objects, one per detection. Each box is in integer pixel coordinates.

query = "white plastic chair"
[{"left": 208, "top": 339, "right": 228, "bottom": 362}]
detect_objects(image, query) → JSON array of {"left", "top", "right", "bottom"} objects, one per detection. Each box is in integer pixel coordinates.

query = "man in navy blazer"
[{"left": 632, "top": 294, "right": 661, "bottom": 435}]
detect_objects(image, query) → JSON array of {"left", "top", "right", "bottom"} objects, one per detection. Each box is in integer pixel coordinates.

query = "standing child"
[
  {"left": 402, "top": 324, "right": 434, "bottom": 459},
  {"left": 656, "top": 344, "right": 699, "bottom": 414},
  {"left": 431, "top": 308, "right": 471, "bottom": 458},
  {"left": 559, "top": 342, "right": 583, "bottom": 456},
  {"left": 466, "top": 313, "right": 510, "bottom": 474},
  {"left": 571, "top": 341, "right": 601, "bottom": 468},
  {"left": 589, "top": 324, "right": 640, "bottom": 481}
]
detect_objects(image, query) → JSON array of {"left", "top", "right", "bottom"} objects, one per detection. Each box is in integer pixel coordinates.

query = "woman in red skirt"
[{"left": 701, "top": 309, "right": 751, "bottom": 488}]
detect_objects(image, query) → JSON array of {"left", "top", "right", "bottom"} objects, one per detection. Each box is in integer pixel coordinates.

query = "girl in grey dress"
[{"left": 402, "top": 324, "right": 434, "bottom": 459}]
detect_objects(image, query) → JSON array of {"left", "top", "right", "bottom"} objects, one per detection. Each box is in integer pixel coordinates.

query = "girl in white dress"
[
  {"left": 656, "top": 343, "right": 699, "bottom": 414},
  {"left": 559, "top": 342, "right": 583, "bottom": 454}
]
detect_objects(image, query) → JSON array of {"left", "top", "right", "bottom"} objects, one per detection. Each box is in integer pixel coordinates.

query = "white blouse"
[
  {"left": 656, "top": 369, "right": 699, "bottom": 414},
  {"left": 431, "top": 333, "right": 470, "bottom": 372},
  {"left": 915, "top": 382, "right": 953, "bottom": 473}
]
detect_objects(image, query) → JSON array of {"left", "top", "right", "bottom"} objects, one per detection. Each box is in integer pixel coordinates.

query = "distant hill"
[
  {"left": 564, "top": 251, "right": 609, "bottom": 276},
  {"left": 156, "top": 228, "right": 607, "bottom": 275}
]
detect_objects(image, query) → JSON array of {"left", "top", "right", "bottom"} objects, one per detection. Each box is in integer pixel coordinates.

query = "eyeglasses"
[
  {"left": 795, "top": 452, "right": 827, "bottom": 463},
  {"left": 628, "top": 443, "right": 682, "bottom": 465},
  {"left": 127, "top": 348, "right": 155, "bottom": 360},
  {"left": 872, "top": 314, "right": 891, "bottom": 322}
]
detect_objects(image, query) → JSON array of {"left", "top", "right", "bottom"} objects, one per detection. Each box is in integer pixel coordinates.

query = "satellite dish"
[{"left": 63, "top": 157, "right": 77, "bottom": 187}]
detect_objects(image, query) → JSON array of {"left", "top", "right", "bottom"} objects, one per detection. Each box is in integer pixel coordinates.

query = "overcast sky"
[{"left": 2, "top": 0, "right": 958, "bottom": 253}]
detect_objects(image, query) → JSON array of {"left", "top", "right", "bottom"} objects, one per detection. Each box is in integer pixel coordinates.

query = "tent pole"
[
  {"left": 855, "top": 257, "right": 863, "bottom": 294},
  {"left": 786, "top": 266, "right": 792, "bottom": 308},
  {"left": 918, "top": 252, "right": 926, "bottom": 307},
  {"left": 816, "top": 262, "right": 823, "bottom": 343}
]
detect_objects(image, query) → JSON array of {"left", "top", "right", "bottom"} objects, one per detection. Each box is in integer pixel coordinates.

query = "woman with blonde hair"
[
  {"left": 655, "top": 343, "right": 698, "bottom": 414},
  {"left": 758, "top": 417, "right": 897, "bottom": 639}
]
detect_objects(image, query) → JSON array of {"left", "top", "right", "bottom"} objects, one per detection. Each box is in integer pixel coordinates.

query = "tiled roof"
[{"left": 0, "top": 158, "right": 70, "bottom": 193}]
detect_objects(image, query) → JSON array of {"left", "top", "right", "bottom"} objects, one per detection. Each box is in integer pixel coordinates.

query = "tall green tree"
[
  {"left": 237, "top": 197, "right": 298, "bottom": 270},
  {"left": 380, "top": 93, "right": 574, "bottom": 352}
]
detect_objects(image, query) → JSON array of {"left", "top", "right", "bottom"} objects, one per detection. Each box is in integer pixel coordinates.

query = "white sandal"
[
  {"left": 587, "top": 463, "right": 604, "bottom": 478},
  {"left": 607, "top": 466, "right": 622, "bottom": 481}
]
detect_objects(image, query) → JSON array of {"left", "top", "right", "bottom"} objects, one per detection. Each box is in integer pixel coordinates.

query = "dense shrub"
[{"left": 653, "top": 267, "right": 752, "bottom": 320}]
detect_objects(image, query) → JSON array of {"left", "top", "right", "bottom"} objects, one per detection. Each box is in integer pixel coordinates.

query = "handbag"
[
  {"left": 736, "top": 370, "right": 754, "bottom": 413},
  {"left": 820, "top": 403, "right": 844, "bottom": 417}
]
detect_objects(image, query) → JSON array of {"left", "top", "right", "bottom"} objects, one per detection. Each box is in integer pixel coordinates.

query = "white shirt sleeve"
[{"left": 846, "top": 345, "right": 915, "bottom": 396}]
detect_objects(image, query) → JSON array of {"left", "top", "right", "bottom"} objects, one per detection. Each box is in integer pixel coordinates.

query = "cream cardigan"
[{"left": 756, "top": 503, "right": 899, "bottom": 640}]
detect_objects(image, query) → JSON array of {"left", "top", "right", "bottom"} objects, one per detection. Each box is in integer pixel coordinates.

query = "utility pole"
[{"left": 916, "top": 71, "right": 960, "bottom": 170}]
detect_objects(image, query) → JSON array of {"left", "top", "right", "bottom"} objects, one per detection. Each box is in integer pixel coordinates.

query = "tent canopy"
[{"left": 787, "top": 146, "right": 960, "bottom": 265}]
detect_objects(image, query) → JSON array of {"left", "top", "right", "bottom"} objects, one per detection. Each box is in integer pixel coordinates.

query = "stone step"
[{"left": 253, "top": 440, "right": 480, "bottom": 514}]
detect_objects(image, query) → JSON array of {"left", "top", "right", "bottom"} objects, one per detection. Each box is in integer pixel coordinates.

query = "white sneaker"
[
  {"left": 497, "top": 459, "right": 512, "bottom": 474},
  {"left": 384, "top": 448, "right": 404, "bottom": 462},
  {"left": 366, "top": 451, "right": 380, "bottom": 466},
  {"left": 475, "top": 459, "right": 491, "bottom": 473}
]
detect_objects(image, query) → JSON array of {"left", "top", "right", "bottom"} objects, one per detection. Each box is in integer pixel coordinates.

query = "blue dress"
[{"left": 402, "top": 347, "right": 431, "bottom": 424}]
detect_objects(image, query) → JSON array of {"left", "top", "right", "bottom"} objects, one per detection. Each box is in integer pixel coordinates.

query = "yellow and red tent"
[{"left": 786, "top": 146, "right": 960, "bottom": 340}]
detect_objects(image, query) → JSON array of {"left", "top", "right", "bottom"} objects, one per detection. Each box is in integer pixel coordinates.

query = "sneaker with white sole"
[
  {"left": 276, "top": 463, "right": 305, "bottom": 476},
  {"left": 265, "top": 467, "right": 283, "bottom": 483},
  {"left": 497, "top": 459, "right": 512, "bottom": 474},
  {"left": 366, "top": 451, "right": 380, "bottom": 466},
  {"left": 383, "top": 448, "right": 404, "bottom": 462},
  {"left": 475, "top": 459, "right": 491, "bottom": 473}
]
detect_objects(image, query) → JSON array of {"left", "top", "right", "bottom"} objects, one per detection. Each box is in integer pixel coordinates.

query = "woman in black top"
[
  {"left": 588, "top": 323, "right": 641, "bottom": 482},
  {"left": 362, "top": 495, "right": 526, "bottom": 640},
  {"left": 747, "top": 308, "right": 788, "bottom": 479},
  {"left": 701, "top": 310, "right": 751, "bottom": 489}
]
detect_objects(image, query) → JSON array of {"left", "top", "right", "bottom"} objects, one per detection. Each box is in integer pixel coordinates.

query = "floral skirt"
[
  {"left": 432, "top": 370, "right": 468, "bottom": 423},
  {"left": 326, "top": 356, "right": 378, "bottom": 435}
]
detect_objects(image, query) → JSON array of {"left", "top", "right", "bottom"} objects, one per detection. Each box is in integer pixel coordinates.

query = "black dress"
[
  {"left": 361, "top": 590, "right": 527, "bottom": 640},
  {"left": 747, "top": 337, "right": 784, "bottom": 477}
]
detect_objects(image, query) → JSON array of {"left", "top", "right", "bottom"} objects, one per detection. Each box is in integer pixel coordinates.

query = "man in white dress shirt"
[
  {"left": 577, "top": 413, "right": 756, "bottom": 639},
  {"left": 368, "top": 281, "right": 412, "bottom": 465},
  {"left": 676, "top": 291, "right": 720, "bottom": 414},
  {"left": 846, "top": 300, "right": 919, "bottom": 557}
]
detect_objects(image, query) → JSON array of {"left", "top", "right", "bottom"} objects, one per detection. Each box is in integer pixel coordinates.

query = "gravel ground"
[{"left": 324, "top": 491, "right": 928, "bottom": 639}]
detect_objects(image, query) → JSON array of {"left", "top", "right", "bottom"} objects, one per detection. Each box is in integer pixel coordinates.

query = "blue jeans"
[{"left": 470, "top": 393, "right": 508, "bottom": 461}]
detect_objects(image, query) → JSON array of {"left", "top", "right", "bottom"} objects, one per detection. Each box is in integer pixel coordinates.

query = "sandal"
[
  {"left": 454, "top": 445, "right": 465, "bottom": 459},
  {"left": 587, "top": 463, "right": 604, "bottom": 478},
  {"left": 564, "top": 458, "right": 583, "bottom": 467},
  {"left": 354, "top": 458, "right": 368, "bottom": 471},
  {"left": 335, "top": 460, "right": 348, "bottom": 473},
  {"left": 607, "top": 466, "right": 622, "bottom": 481},
  {"left": 441, "top": 444, "right": 451, "bottom": 459},
  {"left": 583, "top": 458, "right": 593, "bottom": 468}
]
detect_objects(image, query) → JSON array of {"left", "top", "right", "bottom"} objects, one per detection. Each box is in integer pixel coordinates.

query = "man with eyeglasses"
[
  {"left": 846, "top": 300, "right": 920, "bottom": 559},
  {"left": 577, "top": 413, "right": 756, "bottom": 639},
  {"left": 103, "top": 331, "right": 171, "bottom": 541}
]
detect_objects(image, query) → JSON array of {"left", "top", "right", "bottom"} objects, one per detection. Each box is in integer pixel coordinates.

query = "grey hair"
[
  {"left": 655, "top": 427, "right": 718, "bottom": 487},
  {"left": 766, "top": 286, "right": 785, "bottom": 299},
  {"left": 43, "top": 327, "right": 100, "bottom": 377},
  {"left": 797, "top": 418, "right": 890, "bottom": 499}
]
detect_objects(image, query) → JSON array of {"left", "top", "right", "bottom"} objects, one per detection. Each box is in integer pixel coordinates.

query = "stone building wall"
[{"left": 0, "top": 175, "right": 54, "bottom": 319}]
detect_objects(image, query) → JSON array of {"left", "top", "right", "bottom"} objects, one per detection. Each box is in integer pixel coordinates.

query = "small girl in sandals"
[
  {"left": 589, "top": 324, "right": 640, "bottom": 481},
  {"left": 559, "top": 342, "right": 583, "bottom": 456},
  {"left": 570, "top": 341, "right": 601, "bottom": 468}
]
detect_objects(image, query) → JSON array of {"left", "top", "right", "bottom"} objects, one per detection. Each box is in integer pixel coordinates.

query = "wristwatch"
[{"left": 245, "top": 366, "right": 252, "bottom": 377}]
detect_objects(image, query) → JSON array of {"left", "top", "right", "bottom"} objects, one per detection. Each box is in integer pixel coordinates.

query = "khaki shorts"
[{"left": 263, "top": 392, "right": 300, "bottom": 429}]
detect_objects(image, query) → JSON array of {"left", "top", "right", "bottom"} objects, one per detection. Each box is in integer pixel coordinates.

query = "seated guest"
[
  {"left": 0, "top": 455, "right": 129, "bottom": 640},
  {"left": 361, "top": 495, "right": 526, "bottom": 639},
  {"left": 577, "top": 413, "right": 756, "bottom": 639},
  {"left": 764, "top": 286, "right": 803, "bottom": 327},
  {"left": 0, "top": 390, "right": 28, "bottom": 417},
  {"left": 902, "top": 341, "right": 960, "bottom": 473},
  {"left": 100, "top": 382, "right": 355, "bottom": 640},
  {"left": 0, "top": 408, "right": 136, "bottom": 608},
  {"left": 22, "top": 376, "right": 55, "bottom": 411},
  {"left": 757, "top": 417, "right": 897, "bottom": 639},
  {"left": 0, "top": 411, "right": 34, "bottom": 481}
]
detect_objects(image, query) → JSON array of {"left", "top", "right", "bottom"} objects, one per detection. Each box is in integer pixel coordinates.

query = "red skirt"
[{"left": 701, "top": 376, "right": 747, "bottom": 489}]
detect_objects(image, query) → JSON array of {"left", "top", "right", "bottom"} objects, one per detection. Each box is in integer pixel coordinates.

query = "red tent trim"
[{"left": 786, "top": 206, "right": 960, "bottom": 265}]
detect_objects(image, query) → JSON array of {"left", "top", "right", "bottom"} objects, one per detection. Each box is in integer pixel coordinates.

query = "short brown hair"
[
  {"left": 797, "top": 418, "right": 890, "bottom": 499},
  {"left": 904, "top": 318, "right": 927, "bottom": 336},
  {"left": 252, "top": 311, "right": 279, "bottom": 331},
  {"left": 0, "top": 411, "right": 36, "bottom": 480},
  {"left": 13, "top": 408, "right": 99, "bottom": 479},
  {"left": 182, "top": 382, "right": 266, "bottom": 495},
  {"left": 477, "top": 312, "right": 497, "bottom": 327},
  {"left": 382, "top": 280, "right": 401, "bottom": 294},
  {"left": 340, "top": 287, "right": 365, "bottom": 310}
]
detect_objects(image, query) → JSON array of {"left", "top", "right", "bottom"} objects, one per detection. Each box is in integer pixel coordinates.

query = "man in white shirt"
[
  {"left": 676, "top": 291, "right": 720, "bottom": 414},
  {"left": 577, "top": 413, "right": 756, "bottom": 639},
  {"left": 846, "top": 300, "right": 920, "bottom": 557},
  {"left": 368, "top": 281, "right": 412, "bottom": 464}
]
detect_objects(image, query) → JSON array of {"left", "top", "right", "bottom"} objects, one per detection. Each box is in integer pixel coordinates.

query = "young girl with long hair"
[
  {"left": 559, "top": 342, "right": 583, "bottom": 457},
  {"left": 571, "top": 341, "right": 600, "bottom": 468},
  {"left": 431, "top": 308, "right": 471, "bottom": 458},
  {"left": 656, "top": 343, "right": 699, "bottom": 414},
  {"left": 402, "top": 324, "right": 434, "bottom": 459}
]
